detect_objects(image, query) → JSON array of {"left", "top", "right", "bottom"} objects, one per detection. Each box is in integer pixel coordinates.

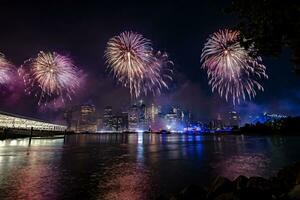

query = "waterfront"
[{"left": 0, "top": 134, "right": 299, "bottom": 200}]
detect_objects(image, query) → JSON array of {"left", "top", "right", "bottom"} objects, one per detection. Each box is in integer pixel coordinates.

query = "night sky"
[{"left": 0, "top": 0, "right": 299, "bottom": 122}]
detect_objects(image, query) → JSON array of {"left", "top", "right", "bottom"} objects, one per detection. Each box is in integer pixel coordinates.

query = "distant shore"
[{"left": 2, "top": 128, "right": 300, "bottom": 140}]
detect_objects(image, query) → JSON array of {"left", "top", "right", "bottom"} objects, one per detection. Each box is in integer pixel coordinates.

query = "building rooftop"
[{"left": 0, "top": 111, "right": 64, "bottom": 126}]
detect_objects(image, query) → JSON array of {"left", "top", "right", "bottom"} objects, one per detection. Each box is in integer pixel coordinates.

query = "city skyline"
[{"left": 64, "top": 101, "right": 287, "bottom": 133}]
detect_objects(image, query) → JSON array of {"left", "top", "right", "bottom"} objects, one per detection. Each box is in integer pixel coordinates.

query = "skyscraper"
[
  {"left": 139, "top": 103, "right": 147, "bottom": 129},
  {"left": 80, "top": 105, "right": 96, "bottom": 122},
  {"left": 64, "top": 104, "right": 98, "bottom": 133},
  {"left": 111, "top": 115, "right": 128, "bottom": 131},
  {"left": 146, "top": 103, "right": 160, "bottom": 123},
  {"left": 64, "top": 109, "right": 73, "bottom": 131},
  {"left": 103, "top": 106, "right": 113, "bottom": 131},
  {"left": 77, "top": 104, "right": 97, "bottom": 132},
  {"left": 64, "top": 105, "right": 81, "bottom": 132},
  {"left": 227, "top": 111, "right": 240, "bottom": 127},
  {"left": 128, "top": 105, "right": 139, "bottom": 131}
]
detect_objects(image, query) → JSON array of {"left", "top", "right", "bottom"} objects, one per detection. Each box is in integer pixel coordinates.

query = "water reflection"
[
  {"left": 0, "top": 138, "right": 63, "bottom": 200},
  {"left": 98, "top": 133, "right": 151, "bottom": 200},
  {"left": 99, "top": 162, "right": 151, "bottom": 200},
  {"left": 0, "top": 138, "right": 64, "bottom": 147},
  {"left": 0, "top": 134, "right": 299, "bottom": 200},
  {"left": 137, "top": 132, "right": 144, "bottom": 162},
  {"left": 212, "top": 153, "right": 271, "bottom": 180},
  {"left": 210, "top": 135, "right": 283, "bottom": 180}
]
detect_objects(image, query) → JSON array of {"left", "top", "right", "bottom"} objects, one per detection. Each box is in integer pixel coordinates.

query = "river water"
[{"left": 0, "top": 133, "right": 299, "bottom": 200}]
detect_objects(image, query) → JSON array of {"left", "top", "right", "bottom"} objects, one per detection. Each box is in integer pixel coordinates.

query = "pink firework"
[
  {"left": 201, "top": 29, "right": 268, "bottom": 105},
  {"left": 0, "top": 53, "right": 15, "bottom": 86},
  {"left": 19, "top": 51, "right": 82, "bottom": 106},
  {"left": 141, "top": 51, "right": 173, "bottom": 96}
]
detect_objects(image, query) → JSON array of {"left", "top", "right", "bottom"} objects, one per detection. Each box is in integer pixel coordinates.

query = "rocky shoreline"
[{"left": 158, "top": 162, "right": 300, "bottom": 200}]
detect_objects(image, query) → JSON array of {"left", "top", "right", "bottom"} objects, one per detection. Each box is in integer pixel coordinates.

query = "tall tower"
[
  {"left": 228, "top": 111, "right": 240, "bottom": 127},
  {"left": 147, "top": 103, "right": 159, "bottom": 122},
  {"left": 103, "top": 106, "right": 113, "bottom": 131},
  {"left": 81, "top": 105, "right": 96, "bottom": 122},
  {"left": 78, "top": 104, "right": 97, "bottom": 132},
  {"left": 128, "top": 105, "right": 139, "bottom": 131}
]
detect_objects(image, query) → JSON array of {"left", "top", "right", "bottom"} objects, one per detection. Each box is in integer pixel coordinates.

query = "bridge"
[{"left": 0, "top": 111, "right": 66, "bottom": 131}]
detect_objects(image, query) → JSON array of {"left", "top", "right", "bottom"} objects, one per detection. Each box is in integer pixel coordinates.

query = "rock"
[
  {"left": 234, "top": 189, "right": 273, "bottom": 200},
  {"left": 155, "top": 194, "right": 169, "bottom": 200},
  {"left": 207, "top": 176, "right": 233, "bottom": 199},
  {"left": 166, "top": 162, "right": 300, "bottom": 200},
  {"left": 247, "top": 177, "right": 272, "bottom": 191},
  {"left": 173, "top": 184, "right": 207, "bottom": 200},
  {"left": 233, "top": 175, "right": 248, "bottom": 191},
  {"left": 277, "top": 162, "right": 300, "bottom": 191},
  {"left": 234, "top": 177, "right": 272, "bottom": 200},
  {"left": 214, "top": 192, "right": 239, "bottom": 200},
  {"left": 288, "top": 184, "right": 300, "bottom": 200},
  {"left": 221, "top": 177, "right": 274, "bottom": 200},
  {"left": 270, "top": 177, "right": 285, "bottom": 197}
]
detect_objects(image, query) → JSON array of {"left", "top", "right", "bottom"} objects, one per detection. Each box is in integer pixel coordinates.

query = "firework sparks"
[
  {"left": 19, "top": 51, "right": 82, "bottom": 106},
  {"left": 141, "top": 51, "right": 173, "bottom": 96},
  {"left": 0, "top": 53, "right": 15, "bottom": 86},
  {"left": 201, "top": 29, "right": 268, "bottom": 105},
  {"left": 105, "top": 31, "right": 172, "bottom": 98},
  {"left": 105, "top": 31, "right": 153, "bottom": 98}
]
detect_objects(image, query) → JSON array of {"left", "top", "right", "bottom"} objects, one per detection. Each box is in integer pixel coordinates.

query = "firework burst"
[
  {"left": 105, "top": 31, "right": 172, "bottom": 98},
  {"left": 19, "top": 51, "right": 82, "bottom": 106},
  {"left": 201, "top": 29, "right": 268, "bottom": 105},
  {"left": 141, "top": 51, "right": 173, "bottom": 96},
  {"left": 0, "top": 53, "right": 15, "bottom": 86}
]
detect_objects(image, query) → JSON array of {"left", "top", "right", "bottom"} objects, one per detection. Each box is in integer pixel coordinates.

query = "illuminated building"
[
  {"left": 96, "top": 117, "right": 103, "bottom": 131},
  {"left": 165, "top": 112, "right": 177, "bottom": 123},
  {"left": 138, "top": 103, "right": 147, "bottom": 130},
  {"left": 0, "top": 111, "right": 66, "bottom": 131},
  {"left": 264, "top": 112, "right": 287, "bottom": 119},
  {"left": 164, "top": 106, "right": 185, "bottom": 131},
  {"left": 64, "top": 109, "right": 73, "bottom": 130},
  {"left": 65, "top": 106, "right": 81, "bottom": 132},
  {"left": 249, "top": 112, "right": 287, "bottom": 124},
  {"left": 209, "top": 114, "right": 224, "bottom": 130},
  {"left": 100, "top": 103, "right": 192, "bottom": 132},
  {"left": 77, "top": 104, "right": 97, "bottom": 132},
  {"left": 111, "top": 114, "right": 128, "bottom": 131},
  {"left": 65, "top": 104, "right": 98, "bottom": 133},
  {"left": 146, "top": 103, "right": 159, "bottom": 122},
  {"left": 128, "top": 105, "right": 139, "bottom": 131},
  {"left": 227, "top": 111, "right": 240, "bottom": 127},
  {"left": 103, "top": 106, "right": 113, "bottom": 131},
  {"left": 121, "top": 112, "right": 129, "bottom": 131},
  {"left": 80, "top": 105, "right": 96, "bottom": 122},
  {"left": 172, "top": 107, "right": 184, "bottom": 121},
  {"left": 101, "top": 107, "right": 129, "bottom": 132}
]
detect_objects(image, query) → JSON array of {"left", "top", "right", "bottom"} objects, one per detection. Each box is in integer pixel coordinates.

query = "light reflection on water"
[
  {"left": 99, "top": 132, "right": 150, "bottom": 200},
  {"left": 0, "top": 138, "right": 63, "bottom": 200},
  {"left": 0, "top": 134, "right": 299, "bottom": 200}
]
